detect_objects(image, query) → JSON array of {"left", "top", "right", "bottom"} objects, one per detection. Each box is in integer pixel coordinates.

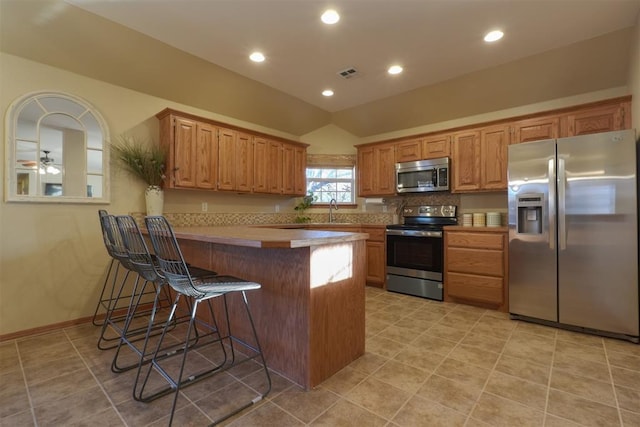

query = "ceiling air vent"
[{"left": 337, "top": 67, "right": 358, "bottom": 79}]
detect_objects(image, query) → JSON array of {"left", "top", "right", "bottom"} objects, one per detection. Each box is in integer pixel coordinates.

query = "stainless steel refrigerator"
[{"left": 508, "top": 129, "right": 639, "bottom": 343}]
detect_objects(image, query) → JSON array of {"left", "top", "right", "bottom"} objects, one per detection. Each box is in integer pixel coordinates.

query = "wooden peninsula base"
[{"left": 172, "top": 226, "right": 368, "bottom": 389}]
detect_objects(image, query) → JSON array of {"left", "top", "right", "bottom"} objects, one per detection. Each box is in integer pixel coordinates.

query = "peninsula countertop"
[{"left": 172, "top": 225, "right": 370, "bottom": 249}]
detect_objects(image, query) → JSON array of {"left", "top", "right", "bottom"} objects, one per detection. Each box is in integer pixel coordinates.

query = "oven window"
[{"left": 387, "top": 234, "right": 443, "bottom": 273}]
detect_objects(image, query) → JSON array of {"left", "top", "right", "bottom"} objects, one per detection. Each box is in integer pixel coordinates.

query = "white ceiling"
[{"left": 65, "top": 0, "right": 640, "bottom": 113}]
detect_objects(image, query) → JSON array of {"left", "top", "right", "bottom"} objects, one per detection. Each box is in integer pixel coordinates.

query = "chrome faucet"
[{"left": 329, "top": 198, "right": 338, "bottom": 223}]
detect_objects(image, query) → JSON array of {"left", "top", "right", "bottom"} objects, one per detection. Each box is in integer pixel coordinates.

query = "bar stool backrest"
[
  {"left": 144, "top": 216, "right": 206, "bottom": 298},
  {"left": 101, "top": 214, "right": 134, "bottom": 270},
  {"left": 116, "top": 215, "right": 162, "bottom": 283}
]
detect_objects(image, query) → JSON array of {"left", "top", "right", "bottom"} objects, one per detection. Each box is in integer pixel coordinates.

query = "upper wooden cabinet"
[
  {"left": 357, "top": 142, "right": 396, "bottom": 197},
  {"left": 451, "top": 130, "right": 481, "bottom": 192},
  {"left": 161, "top": 116, "right": 218, "bottom": 190},
  {"left": 218, "top": 127, "right": 253, "bottom": 192},
  {"left": 157, "top": 109, "right": 308, "bottom": 195},
  {"left": 422, "top": 134, "right": 450, "bottom": 159},
  {"left": 511, "top": 115, "right": 560, "bottom": 144},
  {"left": 562, "top": 101, "right": 631, "bottom": 137},
  {"left": 480, "top": 125, "right": 509, "bottom": 190},
  {"left": 395, "top": 139, "right": 422, "bottom": 163}
]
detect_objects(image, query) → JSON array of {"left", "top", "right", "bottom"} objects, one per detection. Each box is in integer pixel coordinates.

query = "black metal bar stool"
[{"left": 141, "top": 215, "right": 271, "bottom": 426}]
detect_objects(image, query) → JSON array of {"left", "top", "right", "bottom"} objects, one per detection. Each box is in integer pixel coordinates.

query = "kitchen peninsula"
[{"left": 170, "top": 225, "right": 369, "bottom": 389}]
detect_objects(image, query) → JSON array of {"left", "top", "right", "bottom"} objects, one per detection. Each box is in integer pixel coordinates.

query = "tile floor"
[{"left": 1, "top": 286, "right": 639, "bottom": 426}]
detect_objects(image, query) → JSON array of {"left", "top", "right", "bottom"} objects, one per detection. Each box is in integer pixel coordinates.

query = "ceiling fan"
[{"left": 17, "top": 150, "right": 60, "bottom": 174}]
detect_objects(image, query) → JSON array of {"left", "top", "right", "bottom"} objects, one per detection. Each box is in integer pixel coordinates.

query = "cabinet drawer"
[
  {"left": 447, "top": 247, "right": 504, "bottom": 276},
  {"left": 361, "top": 226, "right": 385, "bottom": 242},
  {"left": 447, "top": 272, "right": 504, "bottom": 305},
  {"left": 447, "top": 232, "right": 504, "bottom": 250}
]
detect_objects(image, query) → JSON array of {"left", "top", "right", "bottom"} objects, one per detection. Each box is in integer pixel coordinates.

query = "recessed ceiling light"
[
  {"left": 321, "top": 9, "right": 340, "bottom": 25},
  {"left": 249, "top": 51, "right": 265, "bottom": 62},
  {"left": 388, "top": 65, "right": 403, "bottom": 75},
  {"left": 322, "top": 89, "right": 334, "bottom": 97},
  {"left": 484, "top": 30, "right": 504, "bottom": 42}
]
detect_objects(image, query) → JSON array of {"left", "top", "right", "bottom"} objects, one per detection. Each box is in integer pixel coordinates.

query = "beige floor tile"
[
  {"left": 345, "top": 377, "right": 411, "bottom": 419},
  {"left": 365, "top": 317, "right": 388, "bottom": 336},
  {"left": 503, "top": 332, "right": 555, "bottom": 366},
  {"left": 33, "top": 385, "right": 114, "bottom": 426},
  {"left": 317, "top": 366, "right": 368, "bottom": 396},
  {"left": 512, "top": 320, "right": 558, "bottom": 338},
  {"left": 410, "top": 333, "right": 458, "bottom": 356},
  {"left": 147, "top": 403, "right": 211, "bottom": 427},
  {"left": 371, "top": 359, "right": 430, "bottom": 392},
  {"left": 620, "top": 409, "right": 640, "bottom": 427},
  {"left": 438, "top": 311, "right": 482, "bottom": 331},
  {"left": 546, "top": 388, "right": 621, "bottom": 427},
  {"left": 28, "top": 368, "right": 99, "bottom": 407},
  {"left": 472, "top": 314, "right": 517, "bottom": 334},
  {"left": 555, "top": 340, "right": 608, "bottom": 365},
  {"left": 553, "top": 351, "right": 611, "bottom": 382},
  {"left": 447, "top": 343, "right": 500, "bottom": 370},
  {"left": 543, "top": 414, "right": 585, "bottom": 426},
  {"left": 0, "top": 409, "right": 36, "bottom": 427},
  {"left": 272, "top": 386, "right": 339, "bottom": 424},
  {"left": 227, "top": 401, "right": 304, "bottom": 426},
  {"left": 471, "top": 322, "right": 515, "bottom": 340},
  {"left": 392, "top": 343, "right": 446, "bottom": 371},
  {"left": 615, "top": 384, "right": 640, "bottom": 414},
  {"left": 484, "top": 371, "right": 548, "bottom": 410},
  {"left": 607, "top": 350, "right": 640, "bottom": 372},
  {"left": 435, "top": 358, "right": 492, "bottom": 390},
  {"left": 604, "top": 338, "right": 640, "bottom": 357},
  {"left": 376, "top": 324, "right": 421, "bottom": 344},
  {"left": 494, "top": 354, "right": 550, "bottom": 385},
  {"left": 611, "top": 365, "right": 640, "bottom": 391},
  {"left": 0, "top": 369, "right": 31, "bottom": 418},
  {"left": 366, "top": 335, "right": 406, "bottom": 358},
  {"left": 0, "top": 341, "right": 20, "bottom": 375},
  {"left": 347, "top": 351, "right": 388, "bottom": 375},
  {"left": 550, "top": 368, "right": 616, "bottom": 406},
  {"left": 393, "top": 314, "right": 438, "bottom": 331},
  {"left": 415, "top": 374, "right": 481, "bottom": 415},
  {"left": 556, "top": 329, "right": 605, "bottom": 348},
  {"left": 309, "top": 399, "right": 387, "bottom": 427},
  {"left": 194, "top": 380, "right": 265, "bottom": 424},
  {"left": 459, "top": 331, "right": 508, "bottom": 354},
  {"left": 471, "top": 392, "right": 545, "bottom": 427},
  {"left": 392, "top": 394, "right": 467, "bottom": 427},
  {"left": 426, "top": 323, "right": 469, "bottom": 342}
]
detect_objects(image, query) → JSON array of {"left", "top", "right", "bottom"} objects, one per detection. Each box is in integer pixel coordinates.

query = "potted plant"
[
  {"left": 111, "top": 135, "right": 166, "bottom": 215},
  {"left": 294, "top": 192, "right": 317, "bottom": 223}
]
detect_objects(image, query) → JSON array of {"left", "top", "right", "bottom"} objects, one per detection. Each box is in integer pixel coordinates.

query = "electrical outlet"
[
  {"left": 201, "top": 202, "right": 208, "bottom": 212},
  {"left": 275, "top": 204, "right": 280, "bottom": 213}
]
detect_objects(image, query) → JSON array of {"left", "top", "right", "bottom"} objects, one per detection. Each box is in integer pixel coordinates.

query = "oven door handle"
[{"left": 386, "top": 229, "right": 443, "bottom": 238}]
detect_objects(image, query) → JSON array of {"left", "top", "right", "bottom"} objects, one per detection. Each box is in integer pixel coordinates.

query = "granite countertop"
[{"left": 172, "top": 225, "right": 370, "bottom": 249}]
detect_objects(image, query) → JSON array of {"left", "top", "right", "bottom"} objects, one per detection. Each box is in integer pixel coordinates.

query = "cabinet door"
[
  {"left": 195, "top": 123, "right": 218, "bottom": 190},
  {"left": 375, "top": 144, "right": 396, "bottom": 195},
  {"left": 564, "top": 103, "right": 629, "bottom": 136},
  {"left": 365, "top": 241, "right": 385, "bottom": 287},
  {"left": 267, "top": 140, "right": 283, "bottom": 194},
  {"left": 395, "top": 139, "right": 422, "bottom": 163},
  {"left": 253, "top": 137, "right": 269, "bottom": 193},
  {"left": 217, "top": 127, "right": 235, "bottom": 191},
  {"left": 282, "top": 143, "right": 296, "bottom": 195},
  {"left": 512, "top": 115, "right": 560, "bottom": 144},
  {"left": 235, "top": 132, "right": 253, "bottom": 193},
  {"left": 293, "top": 145, "right": 307, "bottom": 196},
  {"left": 480, "top": 125, "right": 509, "bottom": 190},
  {"left": 422, "top": 134, "right": 450, "bottom": 158},
  {"left": 173, "top": 117, "right": 197, "bottom": 188},
  {"left": 357, "top": 147, "right": 375, "bottom": 196},
  {"left": 451, "top": 131, "right": 481, "bottom": 192}
]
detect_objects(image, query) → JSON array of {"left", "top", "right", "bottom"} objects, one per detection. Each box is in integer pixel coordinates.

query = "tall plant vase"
[{"left": 145, "top": 185, "right": 164, "bottom": 216}]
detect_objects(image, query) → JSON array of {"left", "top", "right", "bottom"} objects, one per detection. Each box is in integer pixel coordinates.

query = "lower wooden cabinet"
[
  {"left": 362, "top": 225, "right": 386, "bottom": 288},
  {"left": 444, "top": 228, "right": 508, "bottom": 311}
]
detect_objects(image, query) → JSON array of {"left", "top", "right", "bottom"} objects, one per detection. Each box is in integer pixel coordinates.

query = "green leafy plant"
[
  {"left": 111, "top": 136, "right": 166, "bottom": 188},
  {"left": 294, "top": 192, "right": 317, "bottom": 223}
]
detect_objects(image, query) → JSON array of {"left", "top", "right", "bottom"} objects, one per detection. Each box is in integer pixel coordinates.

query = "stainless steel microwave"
[{"left": 396, "top": 157, "right": 450, "bottom": 193}]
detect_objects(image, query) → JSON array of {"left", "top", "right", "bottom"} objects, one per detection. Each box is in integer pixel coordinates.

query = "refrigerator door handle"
[
  {"left": 558, "top": 158, "right": 566, "bottom": 250},
  {"left": 548, "top": 158, "right": 555, "bottom": 250}
]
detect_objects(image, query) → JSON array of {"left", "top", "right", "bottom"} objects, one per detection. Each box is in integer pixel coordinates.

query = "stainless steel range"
[{"left": 386, "top": 205, "right": 457, "bottom": 300}]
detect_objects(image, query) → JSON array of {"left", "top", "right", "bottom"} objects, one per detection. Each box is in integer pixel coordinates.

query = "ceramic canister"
[
  {"left": 486, "top": 212, "right": 501, "bottom": 227},
  {"left": 472, "top": 212, "right": 486, "bottom": 227},
  {"left": 462, "top": 213, "right": 473, "bottom": 227}
]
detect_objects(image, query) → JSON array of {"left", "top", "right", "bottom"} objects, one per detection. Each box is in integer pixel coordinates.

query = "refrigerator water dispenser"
[{"left": 516, "top": 194, "right": 543, "bottom": 234}]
